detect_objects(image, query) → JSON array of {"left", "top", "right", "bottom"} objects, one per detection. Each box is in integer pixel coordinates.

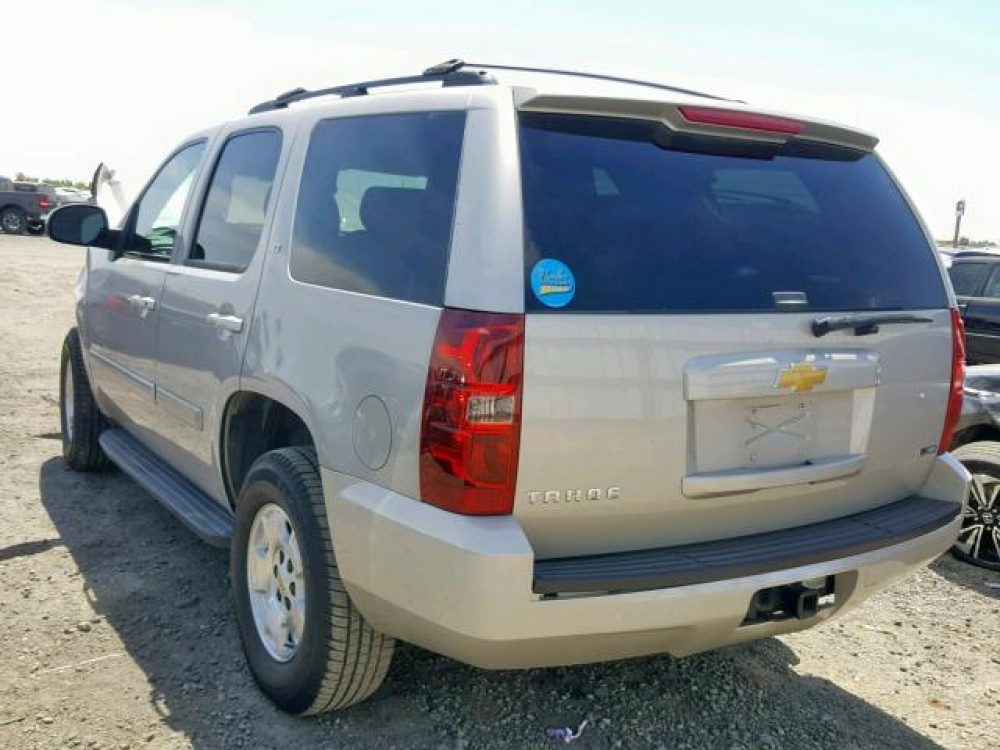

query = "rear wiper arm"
[{"left": 811, "top": 313, "right": 934, "bottom": 338}]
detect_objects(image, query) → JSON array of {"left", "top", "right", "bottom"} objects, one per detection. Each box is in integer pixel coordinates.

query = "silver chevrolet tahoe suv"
[{"left": 48, "top": 60, "right": 970, "bottom": 715}]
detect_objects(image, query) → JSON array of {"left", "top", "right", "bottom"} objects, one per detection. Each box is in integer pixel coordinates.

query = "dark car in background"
[
  {"left": 945, "top": 253, "right": 1000, "bottom": 570},
  {"left": 949, "top": 365, "right": 1000, "bottom": 570},
  {"left": 0, "top": 177, "right": 57, "bottom": 234},
  {"left": 948, "top": 251, "right": 1000, "bottom": 364}
]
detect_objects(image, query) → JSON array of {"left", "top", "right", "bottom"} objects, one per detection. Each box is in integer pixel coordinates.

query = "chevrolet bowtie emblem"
[{"left": 776, "top": 362, "right": 827, "bottom": 393}]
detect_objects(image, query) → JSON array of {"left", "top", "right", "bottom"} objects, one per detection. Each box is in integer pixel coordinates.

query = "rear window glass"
[
  {"left": 519, "top": 113, "right": 948, "bottom": 313},
  {"left": 948, "top": 262, "right": 990, "bottom": 297},
  {"left": 290, "top": 112, "right": 466, "bottom": 305}
]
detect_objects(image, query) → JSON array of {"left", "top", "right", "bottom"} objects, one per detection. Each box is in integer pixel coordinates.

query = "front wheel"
[
  {"left": 952, "top": 442, "right": 1000, "bottom": 571},
  {"left": 60, "top": 328, "right": 110, "bottom": 471},
  {"left": 231, "top": 447, "right": 394, "bottom": 714}
]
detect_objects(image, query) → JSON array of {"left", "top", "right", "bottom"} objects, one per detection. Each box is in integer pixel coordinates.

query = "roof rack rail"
[
  {"left": 248, "top": 59, "right": 495, "bottom": 115},
  {"left": 247, "top": 58, "right": 735, "bottom": 115},
  {"left": 463, "top": 61, "right": 734, "bottom": 102}
]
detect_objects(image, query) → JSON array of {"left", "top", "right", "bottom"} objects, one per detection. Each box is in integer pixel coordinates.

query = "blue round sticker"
[{"left": 530, "top": 259, "right": 576, "bottom": 308}]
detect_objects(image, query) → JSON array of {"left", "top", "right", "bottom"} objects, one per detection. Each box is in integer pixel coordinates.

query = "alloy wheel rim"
[
  {"left": 246, "top": 503, "right": 306, "bottom": 662},
  {"left": 2, "top": 213, "right": 22, "bottom": 232},
  {"left": 956, "top": 473, "right": 1000, "bottom": 565},
  {"left": 63, "top": 364, "right": 75, "bottom": 443}
]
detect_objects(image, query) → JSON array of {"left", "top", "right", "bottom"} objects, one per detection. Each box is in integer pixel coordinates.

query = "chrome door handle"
[
  {"left": 126, "top": 294, "right": 157, "bottom": 315},
  {"left": 126, "top": 294, "right": 156, "bottom": 309},
  {"left": 207, "top": 312, "right": 244, "bottom": 333}
]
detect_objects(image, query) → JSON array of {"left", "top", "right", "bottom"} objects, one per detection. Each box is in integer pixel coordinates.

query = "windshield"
[{"left": 519, "top": 113, "right": 948, "bottom": 313}]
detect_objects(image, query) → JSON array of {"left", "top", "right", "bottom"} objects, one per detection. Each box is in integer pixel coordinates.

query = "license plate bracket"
[{"left": 743, "top": 398, "right": 813, "bottom": 468}]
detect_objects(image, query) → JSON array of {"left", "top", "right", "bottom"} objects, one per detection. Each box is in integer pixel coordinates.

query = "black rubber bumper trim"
[{"left": 532, "top": 496, "right": 959, "bottom": 595}]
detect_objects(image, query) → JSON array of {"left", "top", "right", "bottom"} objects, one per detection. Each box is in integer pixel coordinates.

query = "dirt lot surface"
[{"left": 0, "top": 234, "right": 998, "bottom": 750}]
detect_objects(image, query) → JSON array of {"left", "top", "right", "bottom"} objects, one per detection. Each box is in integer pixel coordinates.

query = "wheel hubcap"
[
  {"left": 246, "top": 504, "right": 305, "bottom": 662},
  {"left": 2, "top": 213, "right": 21, "bottom": 232},
  {"left": 956, "top": 473, "right": 1000, "bottom": 565},
  {"left": 63, "top": 365, "right": 75, "bottom": 443}
]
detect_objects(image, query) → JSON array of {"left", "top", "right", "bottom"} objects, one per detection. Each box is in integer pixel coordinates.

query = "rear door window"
[
  {"left": 188, "top": 129, "right": 282, "bottom": 272},
  {"left": 290, "top": 112, "right": 466, "bottom": 305},
  {"left": 519, "top": 113, "right": 948, "bottom": 313},
  {"left": 948, "top": 262, "right": 991, "bottom": 297}
]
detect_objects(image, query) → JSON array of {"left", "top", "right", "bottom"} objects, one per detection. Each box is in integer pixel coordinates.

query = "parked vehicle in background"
[
  {"left": 46, "top": 60, "right": 968, "bottom": 715},
  {"left": 947, "top": 250, "right": 1000, "bottom": 363},
  {"left": 0, "top": 176, "right": 55, "bottom": 234},
  {"left": 949, "top": 365, "right": 1000, "bottom": 569},
  {"left": 55, "top": 187, "right": 93, "bottom": 204}
]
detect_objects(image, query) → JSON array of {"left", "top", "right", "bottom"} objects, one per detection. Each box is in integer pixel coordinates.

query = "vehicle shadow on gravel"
[
  {"left": 928, "top": 554, "right": 1000, "bottom": 598},
  {"left": 39, "top": 457, "right": 944, "bottom": 749}
]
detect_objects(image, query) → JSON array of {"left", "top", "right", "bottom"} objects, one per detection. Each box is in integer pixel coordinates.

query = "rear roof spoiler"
[{"left": 516, "top": 93, "right": 879, "bottom": 152}]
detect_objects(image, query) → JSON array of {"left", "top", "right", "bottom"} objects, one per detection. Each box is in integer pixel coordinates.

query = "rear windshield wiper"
[{"left": 812, "top": 313, "right": 934, "bottom": 337}]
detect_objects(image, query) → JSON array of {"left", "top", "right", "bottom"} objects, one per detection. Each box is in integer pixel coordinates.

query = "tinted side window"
[
  {"left": 188, "top": 130, "right": 282, "bottom": 271},
  {"left": 519, "top": 114, "right": 947, "bottom": 313},
  {"left": 979, "top": 266, "right": 1000, "bottom": 299},
  {"left": 948, "top": 262, "right": 990, "bottom": 297},
  {"left": 128, "top": 142, "right": 206, "bottom": 260},
  {"left": 290, "top": 112, "right": 466, "bottom": 305}
]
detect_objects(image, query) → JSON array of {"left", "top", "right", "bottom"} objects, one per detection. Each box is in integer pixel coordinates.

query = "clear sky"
[{"left": 5, "top": 0, "right": 998, "bottom": 240}]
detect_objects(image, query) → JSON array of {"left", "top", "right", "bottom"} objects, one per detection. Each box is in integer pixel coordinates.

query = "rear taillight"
[
  {"left": 678, "top": 106, "right": 805, "bottom": 135},
  {"left": 938, "top": 308, "right": 966, "bottom": 454},
  {"left": 38, "top": 196, "right": 52, "bottom": 209},
  {"left": 419, "top": 309, "right": 524, "bottom": 515}
]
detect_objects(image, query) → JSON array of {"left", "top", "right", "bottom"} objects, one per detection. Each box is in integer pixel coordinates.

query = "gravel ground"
[{"left": 0, "top": 234, "right": 997, "bottom": 750}]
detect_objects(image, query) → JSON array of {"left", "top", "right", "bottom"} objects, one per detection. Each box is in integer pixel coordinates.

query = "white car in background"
[{"left": 55, "top": 187, "right": 92, "bottom": 204}]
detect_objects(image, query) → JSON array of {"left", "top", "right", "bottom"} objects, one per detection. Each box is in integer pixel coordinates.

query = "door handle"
[
  {"left": 682, "top": 454, "right": 867, "bottom": 498},
  {"left": 126, "top": 294, "right": 157, "bottom": 316},
  {"left": 207, "top": 312, "right": 244, "bottom": 333}
]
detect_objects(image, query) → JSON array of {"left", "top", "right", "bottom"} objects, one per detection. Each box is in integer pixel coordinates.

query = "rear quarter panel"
[{"left": 241, "top": 88, "right": 515, "bottom": 497}]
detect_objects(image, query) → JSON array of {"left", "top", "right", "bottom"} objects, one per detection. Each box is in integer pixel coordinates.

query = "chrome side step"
[{"left": 99, "top": 428, "right": 233, "bottom": 547}]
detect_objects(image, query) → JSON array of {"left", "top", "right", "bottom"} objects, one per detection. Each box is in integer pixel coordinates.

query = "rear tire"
[
  {"left": 1, "top": 206, "right": 27, "bottom": 234},
  {"left": 60, "top": 328, "right": 111, "bottom": 471},
  {"left": 231, "top": 447, "right": 394, "bottom": 714},
  {"left": 952, "top": 441, "right": 1000, "bottom": 571}
]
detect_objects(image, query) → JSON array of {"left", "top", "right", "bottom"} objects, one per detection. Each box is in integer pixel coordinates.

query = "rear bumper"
[
  {"left": 325, "top": 454, "right": 968, "bottom": 669},
  {"left": 533, "top": 495, "right": 957, "bottom": 595}
]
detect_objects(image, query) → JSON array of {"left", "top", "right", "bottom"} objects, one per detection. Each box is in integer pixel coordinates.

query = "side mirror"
[{"left": 47, "top": 204, "right": 114, "bottom": 249}]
